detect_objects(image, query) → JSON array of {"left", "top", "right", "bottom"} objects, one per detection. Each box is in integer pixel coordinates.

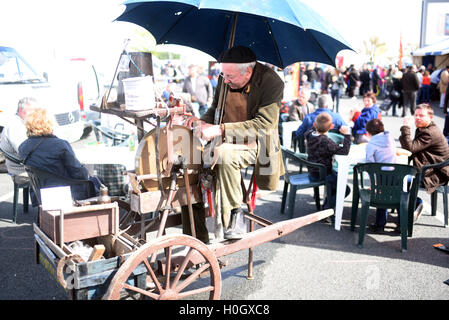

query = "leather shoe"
[
  {"left": 369, "top": 224, "right": 385, "bottom": 233},
  {"left": 224, "top": 208, "right": 246, "bottom": 240}
]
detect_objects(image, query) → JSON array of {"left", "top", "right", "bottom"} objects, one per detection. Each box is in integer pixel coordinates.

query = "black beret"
[{"left": 218, "top": 46, "right": 257, "bottom": 63}]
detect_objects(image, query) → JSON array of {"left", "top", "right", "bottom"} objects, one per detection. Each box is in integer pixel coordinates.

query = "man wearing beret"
[{"left": 185, "top": 46, "right": 285, "bottom": 240}]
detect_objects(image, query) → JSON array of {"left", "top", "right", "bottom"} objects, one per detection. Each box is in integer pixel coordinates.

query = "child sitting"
[
  {"left": 305, "top": 113, "right": 351, "bottom": 210},
  {"left": 365, "top": 119, "right": 397, "bottom": 232},
  {"left": 365, "top": 119, "right": 424, "bottom": 232}
]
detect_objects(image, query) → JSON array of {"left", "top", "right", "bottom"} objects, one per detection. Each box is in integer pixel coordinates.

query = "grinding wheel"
[{"left": 135, "top": 125, "right": 202, "bottom": 191}]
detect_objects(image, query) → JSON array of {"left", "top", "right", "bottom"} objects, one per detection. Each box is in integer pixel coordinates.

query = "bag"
[
  {"left": 390, "top": 90, "right": 400, "bottom": 99},
  {"left": 379, "top": 99, "right": 392, "bottom": 111}
]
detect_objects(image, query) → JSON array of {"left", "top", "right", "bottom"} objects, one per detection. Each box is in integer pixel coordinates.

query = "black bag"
[
  {"left": 390, "top": 90, "right": 400, "bottom": 99},
  {"left": 379, "top": 99, "right": 392, "bottom": 111}
]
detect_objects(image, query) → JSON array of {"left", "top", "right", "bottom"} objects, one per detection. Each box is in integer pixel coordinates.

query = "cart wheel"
[
  {"left": 104, "top": 234, "right": 221, "bottom": 300},
  {"left": 56, "top": 254, "right": 84, "bottom": 289}
]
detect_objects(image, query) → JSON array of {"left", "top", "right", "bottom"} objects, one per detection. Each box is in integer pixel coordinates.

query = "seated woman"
[
  {"left": 350, "top": 92, "right": 382, "bottom": 144},
  {"left": 19, "top": 108, "right": 100, "bottom": 203}
]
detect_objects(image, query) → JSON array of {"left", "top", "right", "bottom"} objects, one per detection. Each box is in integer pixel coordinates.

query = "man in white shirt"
[{"left": 0, "top": 97, "right": 38, "bottom": 183}]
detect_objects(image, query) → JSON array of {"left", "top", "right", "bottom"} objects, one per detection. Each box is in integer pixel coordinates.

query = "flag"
[
  {"left": 291, "top": 62, "right": 300, "bottom": 99},
  {"left": 398, "top": 33, "right": 403, "bottom": 69}
]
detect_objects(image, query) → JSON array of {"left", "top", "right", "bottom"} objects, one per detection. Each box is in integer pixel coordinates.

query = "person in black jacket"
[
  {"left": 390, "top": 70, "right": 403, "bottom": 117},
  {"left": 305, "top": 113, "right": 351, "bottom": 209},
  {"left": 359, "top": 64, "right": 371, "bottom": 96},
  {"left": 19, "top": 108, "right": 99, "bottom": 202},
  {"left": 347, "top": 66, "right": 360, "bottom": 98},
  {"left": 401, "top": 65, "right": 420, "bottom": 117}
]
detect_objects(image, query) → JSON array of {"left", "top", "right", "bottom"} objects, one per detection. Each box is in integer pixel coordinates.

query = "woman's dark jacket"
[{"left": 19, "top": 135, "right": 90, "bottom": 200}]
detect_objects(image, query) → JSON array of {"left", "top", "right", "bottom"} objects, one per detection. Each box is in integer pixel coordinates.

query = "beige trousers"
[{"left": 214, "top": 142, "right": 258, "bottom": 229}]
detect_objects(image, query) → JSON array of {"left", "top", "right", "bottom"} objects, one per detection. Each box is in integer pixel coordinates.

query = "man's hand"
[
  {"left": 185, "top": 116, "right": 200, "bottom": 128},
  {"left": 199, "top": 123, "right": 222, "bottom": 141},
  {"left": 403, "top": 116, "right": 413, "bottom": 127},
  {"left": 339, "top": 125, "right": 350, "bottom": 135},
  {"left": 171, "top": 113, "right": 185, "bottom": 126}
]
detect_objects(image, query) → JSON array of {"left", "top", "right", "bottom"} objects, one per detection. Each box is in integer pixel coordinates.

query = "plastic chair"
[
  {"left": 0, "top": 147, "right": 30, "bottom": 223},
  {"left": 350, "top": 163, "right": 419, "bottom": 252},
  {"left": 280, "top": 147, "right": 330, "bottom": 218},
  {"left": 24, "top": 165, "right": 97, "bottom": 206},
  {"left": 418, "top": 158, "right": 449, "bottom": 228},
  {"left": 327, "top": 132, "right": 345, "bottom": 145},
  {"left": 92, "top": 120, "right": 130, "bottom": 146}
]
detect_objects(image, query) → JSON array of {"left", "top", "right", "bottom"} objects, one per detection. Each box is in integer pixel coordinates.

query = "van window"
[{"left": 0, "top": 48, "right": 42, "bottom": 83}]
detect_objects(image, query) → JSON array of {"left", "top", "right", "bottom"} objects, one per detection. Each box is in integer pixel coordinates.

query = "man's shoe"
[
  {"left": 413, "top": 200, "right": 424, "bottom": 224},
  {"left": 392, "top": 225, "right": 401, "bottom": 234},
  {"left": 224, "top": 208, "right": 246, "bottom": 240},
  {"left": 369, "top": 224, "right": 385, "bottom": 233},
  {"left": 223, "top": 229, "right": 245, "bottom": 240}
]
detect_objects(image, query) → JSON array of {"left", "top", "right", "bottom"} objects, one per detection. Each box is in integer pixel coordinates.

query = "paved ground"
[{"left": 0, "top": 93, "right": 448, "bottom": 301}]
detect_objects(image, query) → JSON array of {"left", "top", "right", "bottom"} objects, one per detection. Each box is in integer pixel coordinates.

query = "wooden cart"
[{"left": 33, "top": 102, "right": 333, "bottom": 300}]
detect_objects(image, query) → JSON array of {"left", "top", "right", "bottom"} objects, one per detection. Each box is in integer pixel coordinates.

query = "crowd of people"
[
  {"left": 278, "top": 60, "right": 449, "bottom": 235},
  {"left": 281, "top": 60, "right": 449, "bottom": 145}
]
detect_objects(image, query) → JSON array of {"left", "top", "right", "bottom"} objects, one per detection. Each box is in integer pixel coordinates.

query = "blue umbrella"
[{"left": 116, "top": 0, "right": 354, "bottom": 68}]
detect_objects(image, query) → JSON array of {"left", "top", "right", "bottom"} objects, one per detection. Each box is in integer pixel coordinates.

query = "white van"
[{"left": 0, "top": 46, "right": 84, "bottom": 143}]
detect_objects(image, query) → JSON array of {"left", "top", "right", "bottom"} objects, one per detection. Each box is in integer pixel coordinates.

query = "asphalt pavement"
[{"left": 0, "top": 93, "right": 448, "bottom": 301}]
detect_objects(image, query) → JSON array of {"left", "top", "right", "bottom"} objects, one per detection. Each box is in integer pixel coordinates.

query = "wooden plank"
[
  {"left": 160, "top": 209, "right": 335, "bottom": 270},
  {"left": 75, "top": 265, "right": 147, "bottom": 291},
  {"left": 34, "top": 234, "right": 58, "bottom": 266},
  {"left": 88, "top": 245, "right": 106, "bottom": 261},
  {"left": 76, "top": 236, "right": 137, "bottom": 278},
  {"left": 33, "top": 223, "right": 66, "bottom": 259}
]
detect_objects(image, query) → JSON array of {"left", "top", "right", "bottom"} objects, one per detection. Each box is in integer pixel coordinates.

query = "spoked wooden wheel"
[{"left": 104, "top": 234, "right": 221, "bottom": 300}]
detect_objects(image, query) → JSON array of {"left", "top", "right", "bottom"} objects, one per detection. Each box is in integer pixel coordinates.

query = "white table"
[
  {"left": 333, "top": 144, "right": 366, "bottom": 230},
  {"left": 333, "top": 144, "right": 411, "bottom": 231},
  {"left": 281, "top": 121, "right": 301, "bottom": 149}
]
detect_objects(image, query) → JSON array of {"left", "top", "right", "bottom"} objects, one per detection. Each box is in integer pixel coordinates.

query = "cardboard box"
[{"left": 39, "top": 202, "right": 119, "bottom": 244}]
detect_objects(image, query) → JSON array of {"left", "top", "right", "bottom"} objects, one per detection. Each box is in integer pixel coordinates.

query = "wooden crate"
[
  {"left": 130, "top": 183, "right": 202, "bottom": 214},
  {"left": 39, "top": 203, "right": 119, "bottom": 244}
]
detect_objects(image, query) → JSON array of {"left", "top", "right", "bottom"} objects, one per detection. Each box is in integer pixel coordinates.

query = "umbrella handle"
[{"left": 228, "top": 12, "right": 238, "bottom": 48}]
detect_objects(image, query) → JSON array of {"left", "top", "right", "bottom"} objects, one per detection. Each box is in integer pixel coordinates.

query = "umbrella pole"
[
  {"left": 228, "top": 12, "right": 238, "bottom": 49},
  {"left": 228, "top": 13, "right": 255, "bottom": 281},
  {"left": 216, "top": 12, "right": 239, "bottom": 125}
]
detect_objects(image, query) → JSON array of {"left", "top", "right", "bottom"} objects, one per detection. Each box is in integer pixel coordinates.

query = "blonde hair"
[{"left": 25, "top": 108, "right": 54, "bottom": 137}]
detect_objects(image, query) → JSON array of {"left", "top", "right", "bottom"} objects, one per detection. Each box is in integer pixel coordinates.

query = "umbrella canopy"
[
  {"left": 412, "top": 38, "right": 449, "bottom": 57},
  {"left": 116, "top": 0, "right": 354, "bottom": 68}
]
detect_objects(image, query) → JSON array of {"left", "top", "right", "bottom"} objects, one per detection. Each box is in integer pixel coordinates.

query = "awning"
[{"left": 412, "top": 38, "right": 449, "bottom": 57}]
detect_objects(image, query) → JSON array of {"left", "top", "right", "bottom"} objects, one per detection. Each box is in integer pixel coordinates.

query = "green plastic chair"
[
  {"left": 350, "top": 163, "right": 419, "bottom": 252},
  {"left": 327, "top": 132, "right": 345, "bottom": 145},
  {"left": 280, "top": 147, "right": 330, "bottom": 218},
  {"left": 417, "top": 158, "right": 449, "bottom": 228},
  {"left": 0, "top": 147, "right": 30, "bottom": 224}
]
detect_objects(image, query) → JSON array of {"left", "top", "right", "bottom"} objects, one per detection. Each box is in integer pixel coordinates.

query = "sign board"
[
  {"left": 40, "top": 186, "right": 73, "bottom": 211},
  {"left": 421, "top": 0, "right": 449, "bottom": 47}
]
